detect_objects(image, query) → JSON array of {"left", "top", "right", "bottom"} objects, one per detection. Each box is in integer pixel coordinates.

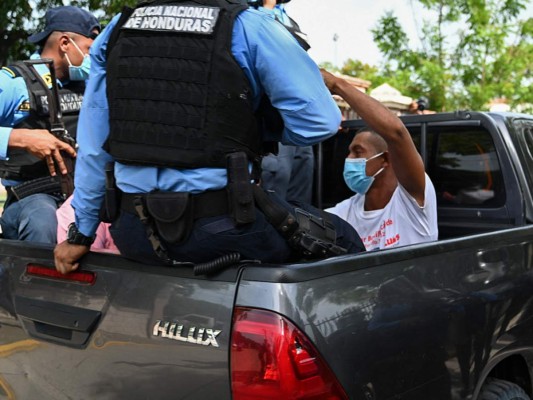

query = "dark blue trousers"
[{"left": 110, "top": 197, "right": 364, "bottom": 265}]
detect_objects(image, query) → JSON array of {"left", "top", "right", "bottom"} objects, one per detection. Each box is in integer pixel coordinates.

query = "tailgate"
[{"left": 0, "top": 240, "right": 240, "bottom": 399}]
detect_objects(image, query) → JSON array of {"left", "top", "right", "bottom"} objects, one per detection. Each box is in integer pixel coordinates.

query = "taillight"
[
  {"left": 230, "top": 307, "right": 348, "bottom": 400},
  {"left": 26, "top": 264, "right": 96, "bottom": 285}
]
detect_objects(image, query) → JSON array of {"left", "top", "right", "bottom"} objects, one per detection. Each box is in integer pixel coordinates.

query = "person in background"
[
  {"left": 56, "top": 195, "right": 119, "bottom": 254},
  {"left": 408, "top": 96, "right": 435, "bottom": 115},
  {"left": 0, "top": 6, "right": 100, "bottom": 243},
  {"left": 322, "top": 69, "right": 438, "bottom": 251}
]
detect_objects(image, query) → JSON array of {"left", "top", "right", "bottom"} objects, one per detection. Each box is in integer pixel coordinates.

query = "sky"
[{"left": 285, "top": 0, "right": 533, "bottom": 68}]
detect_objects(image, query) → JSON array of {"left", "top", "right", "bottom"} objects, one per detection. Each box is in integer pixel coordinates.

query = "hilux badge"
[{"left": 152, "top": 320, "right": 221, "bottom": 347}]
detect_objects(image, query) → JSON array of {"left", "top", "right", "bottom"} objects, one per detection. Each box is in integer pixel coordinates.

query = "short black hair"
[{"left": 355, "top": 127, "right": 388, "bottom": 153}]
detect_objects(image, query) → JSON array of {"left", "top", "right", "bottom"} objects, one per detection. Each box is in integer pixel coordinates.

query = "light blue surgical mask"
[
  {"left": 343, "top": 152, "right": 385, "bottom": 194},
  {"left": 65, "top": 38, "right": 90, "bottom": 81}
]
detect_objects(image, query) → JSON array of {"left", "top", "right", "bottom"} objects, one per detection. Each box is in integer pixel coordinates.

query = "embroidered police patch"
[
  {"left": 36, "top": 92, "right": 83, "bottom": 115},
  {"left": 17, "top": 101, "right": 30, "bottom": 111},
  {"left": 123, "top": 5, "right": 220, "bottom": 35}
]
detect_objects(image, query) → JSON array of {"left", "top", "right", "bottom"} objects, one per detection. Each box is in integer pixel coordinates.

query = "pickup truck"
[{"left": 1, "top": 111, "right": 533, "bottom": 400}]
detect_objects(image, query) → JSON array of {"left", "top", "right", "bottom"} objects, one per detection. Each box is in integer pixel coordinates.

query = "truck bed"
[
  {"left": 2, "top": 112, "right": 533, "bottom": 399},
  {"left": 1, "top": 222, "right": 533, "bottom": 399}
]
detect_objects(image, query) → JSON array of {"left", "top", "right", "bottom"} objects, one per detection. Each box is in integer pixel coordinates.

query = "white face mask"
[{"left": 65, "top": 38, "right": 90, "bottom": 81}]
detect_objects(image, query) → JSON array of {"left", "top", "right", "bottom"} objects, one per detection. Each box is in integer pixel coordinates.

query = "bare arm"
[
  {"left": 8, "top": 128, "right": 77, "bottom": 176},
  {"left": 321, "top": 69, "right": 426, "bottom": 205}
]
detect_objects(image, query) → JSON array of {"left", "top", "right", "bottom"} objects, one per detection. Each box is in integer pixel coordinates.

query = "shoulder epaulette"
[{"left": 1, "top": 66, "right": 20, "bottom": 78}]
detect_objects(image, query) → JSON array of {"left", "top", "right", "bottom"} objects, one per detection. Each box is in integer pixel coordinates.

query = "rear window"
[{"left": 426, "top": 127, "right": 506, "bottom": 208}]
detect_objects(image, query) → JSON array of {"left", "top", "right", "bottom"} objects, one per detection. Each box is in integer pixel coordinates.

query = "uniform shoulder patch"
[
  {"left": 41, "top": 73, "right": 52, "bottom": 87},
  {"left": 1, "top": 67, "right": 17, "bottom": 78}
]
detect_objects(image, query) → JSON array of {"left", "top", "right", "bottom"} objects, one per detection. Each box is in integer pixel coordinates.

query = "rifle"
[{"left": 23, "top": 58, "right": 77, "bottom": 198}]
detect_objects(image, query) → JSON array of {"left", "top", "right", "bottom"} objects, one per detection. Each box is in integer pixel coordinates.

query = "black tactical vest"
[
  {"left": 0, "top": 62, "right": 83, "bottom": 181},
  {"left": 106, "top": 0, "right": 262, "bottom": 169}
]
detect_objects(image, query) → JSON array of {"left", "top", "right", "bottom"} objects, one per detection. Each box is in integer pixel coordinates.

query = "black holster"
[
  {"left": 226, "top": 152, "right": 256, "bottom": 225},
  {"left": 100, "top": 162, "right": 121, "bottom": 223}
]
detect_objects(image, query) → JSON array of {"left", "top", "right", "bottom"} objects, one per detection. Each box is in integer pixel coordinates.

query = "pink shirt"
[{"left": 57, "top": 196, "right": 120, "bottom": 254}]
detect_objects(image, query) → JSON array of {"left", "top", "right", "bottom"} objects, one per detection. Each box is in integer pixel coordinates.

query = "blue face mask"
[
  {"left": 343, "top": 152, "right": 385, "bottom": 194},
  {"left": 65, "top": 38, "right": 90, "bottom": 81}
]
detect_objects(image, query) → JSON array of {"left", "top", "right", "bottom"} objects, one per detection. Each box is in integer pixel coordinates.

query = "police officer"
[
  {"left": 255, "top": 0, "right": 316, "bottom": 204},
  {"left": 0, "top": 6, "right": 100, "bottom": 243},
  {"left": 54, "top": 0, "right": 364, "bottom": 274}
]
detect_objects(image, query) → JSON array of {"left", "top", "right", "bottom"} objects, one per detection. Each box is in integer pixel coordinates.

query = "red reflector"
[
  {"left": 26, "top": 264, "right": 96, "bottom": 285},
  {"left": 231, "top": 307, "right": 348, "bottom": 400}
]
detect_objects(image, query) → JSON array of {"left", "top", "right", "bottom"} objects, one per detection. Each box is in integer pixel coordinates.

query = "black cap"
[{"left": 28, "top": 6, "right": 100, "bottom": 45}]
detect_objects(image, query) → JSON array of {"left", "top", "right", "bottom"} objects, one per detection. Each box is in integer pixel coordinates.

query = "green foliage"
[
  {"left": 339, "top": 59, "right": 380, "bottom": 84},
  {"left": 379, "top": 0, "right": 531, "bottom": 111},
  {"left": 0, "top": 0, "right": 34, "bottom": 65},
  {"left": 372, "top": 11, "right": 409, "bottom": 65},
  {"left": 337, "top": 0, "right": 532, "bottom": 112},
  {"left": 3, "top": 0, "right": 531, "bottom": 113},
  {"left": 0, "top": 0, "right": 136, "bottom": 65},
  {"left": 318, "top": 61, "right": 340, "bottom": 73}
]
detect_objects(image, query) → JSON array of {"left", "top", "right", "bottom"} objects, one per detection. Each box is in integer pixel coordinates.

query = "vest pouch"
[{"left": 145, "top": 192, "right": 194, "bottom": 244}]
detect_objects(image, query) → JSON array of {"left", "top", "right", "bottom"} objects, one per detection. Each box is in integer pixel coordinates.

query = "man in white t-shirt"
[{"left": 322, "top": 70, "right": 438, "bottom": 251}]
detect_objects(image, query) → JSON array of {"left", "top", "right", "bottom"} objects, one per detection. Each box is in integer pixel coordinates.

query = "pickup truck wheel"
[{"left": 479, "top": 378, "right": 530, "bottom": 400}]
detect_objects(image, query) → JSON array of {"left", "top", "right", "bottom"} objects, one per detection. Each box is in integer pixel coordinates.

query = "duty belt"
[
  {"left": 120, "top": 189, "right": 229, "bottom": 220},
  {"left": 120, "top": 189, "right": 239, "bottom": 273}
]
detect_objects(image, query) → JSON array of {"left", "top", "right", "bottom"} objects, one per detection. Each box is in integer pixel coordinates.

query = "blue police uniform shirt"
[
  {"left": 72, "top": 8, "right": 342, "bottom": 237},
  {"left": 258, "top": 4, "right": 292, "bottom": 26},
  {"left": 0, "top": 54, "right": 62, "bottom": 187}
]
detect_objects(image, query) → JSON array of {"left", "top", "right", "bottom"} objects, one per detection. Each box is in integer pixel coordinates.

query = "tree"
[
  {"left": 339, "top": 59, "right": 382, "bottom": 86},
  {"left": 318, "top": 61, "right": 340, "bottom": 73},
  {"left": 0, "top": 0, "right": 136, "bottom": 65},
  {"left": 321, "top": 59, "right": 395, "bottom": 93},
  {"left": 371, "top": 0, "right": 532, "bottom": 112},
  {"left": 0, "top": 0, "right": 34, "bottom": 65}
]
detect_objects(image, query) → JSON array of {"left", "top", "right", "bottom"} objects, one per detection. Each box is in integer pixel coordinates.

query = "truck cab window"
[{"left": 427, "top": 128, "right": 505, "bottom": 208}]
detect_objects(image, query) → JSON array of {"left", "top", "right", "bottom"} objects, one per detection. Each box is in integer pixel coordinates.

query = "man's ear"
[
  {"left": 381, "top": 151, "right": 390, "bottom": 167},
  {"left": 58, "top": 34, "right": 71, "bottom": 53}
]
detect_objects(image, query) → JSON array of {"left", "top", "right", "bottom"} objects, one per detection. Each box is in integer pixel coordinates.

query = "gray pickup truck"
[{"left": 1, "top": 111, "right": 533, "bottom": 400}]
